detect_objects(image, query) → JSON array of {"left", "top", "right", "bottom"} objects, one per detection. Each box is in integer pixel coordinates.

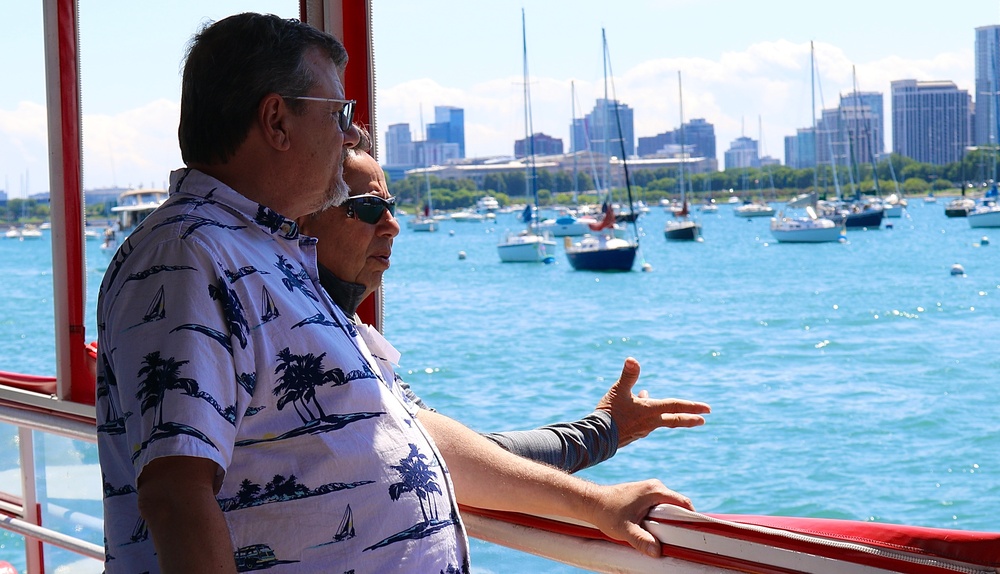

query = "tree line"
[{"left": 387, "top": 148, "right": 998, "bottom": 211}]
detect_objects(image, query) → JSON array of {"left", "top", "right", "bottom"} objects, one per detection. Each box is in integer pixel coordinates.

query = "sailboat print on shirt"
[
  {"left": 310, "top": 505, "right": 356, "bottom": 547},
  {"left": 260, "top": 286, "right": 279, "bottom": 323},
  {"left": 141, "top": 285, "right": 166, "bottom": 323}
]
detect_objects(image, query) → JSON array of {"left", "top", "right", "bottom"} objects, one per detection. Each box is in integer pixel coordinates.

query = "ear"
[{"left": 259, "top": 94, "right": 291, "bottom": 151}]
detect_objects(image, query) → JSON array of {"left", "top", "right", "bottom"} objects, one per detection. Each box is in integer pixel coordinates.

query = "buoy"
[
  {"left": 457, "top": 251, "right": 466, "bottom": 260},
  {"left": 542, "top": 256, "right": 556, "bottom": 265},
  {"left": 981, "top": 236, "right": 989, "bottom": 246},
  {"left": 641, "top": 263, "right": 653, "bottom": 272},
  {"left": 449, "top": 230, "right": 455, "bottom": 236},
  {"left": 0, "top": 561, "right": 18, "bottom": 574},
  {"left": 950, "top": 264, "right": 965, "bottom": 276}
]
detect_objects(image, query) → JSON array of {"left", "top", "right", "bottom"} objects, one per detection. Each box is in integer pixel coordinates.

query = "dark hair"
[{"left": 178, "top": 12, "right": 349, "bottom": 165}]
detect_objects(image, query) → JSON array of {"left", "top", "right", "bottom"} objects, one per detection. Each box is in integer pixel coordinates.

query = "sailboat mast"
[
  {"left": 571, "top": 81, "right": 578, "bottom": 203},
  {"left": 522, "top": 9, "right": 538, "bottom": 221},
  {"left": 678, "top": 70, "right": 685, "bottom": 205},
  {"left": 601, "top": 28, "right": 610, "bottom": 193},
  {"left": 418, "top": 104, "right": 433, "bottom": 216},
  {"left": 811, "top": 41, "right": 818, "bottom": 192}
]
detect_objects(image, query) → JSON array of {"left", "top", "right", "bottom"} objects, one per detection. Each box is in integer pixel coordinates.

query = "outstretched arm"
[
  {"left": 596, "top": 357, "right": 711, "bottom": 448},
  {"left": 403, "top": 358, "right": 710, "bottom": 473},
  {"left": 417, "top": 408, "right": 693, "bottom": 557}
]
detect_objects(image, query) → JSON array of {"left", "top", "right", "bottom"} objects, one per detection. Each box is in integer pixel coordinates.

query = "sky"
[{"left": 1, "top": 0, "right": 999, "bottom": 198}]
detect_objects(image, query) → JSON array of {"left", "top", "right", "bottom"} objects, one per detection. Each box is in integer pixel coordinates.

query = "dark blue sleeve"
[{"left": 481, "top": 411, "right": 619, "bottom": 473}]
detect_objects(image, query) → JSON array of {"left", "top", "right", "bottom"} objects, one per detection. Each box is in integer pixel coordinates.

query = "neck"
[{"left": 317, "top": 265, "right": 368, "bottom": 317}]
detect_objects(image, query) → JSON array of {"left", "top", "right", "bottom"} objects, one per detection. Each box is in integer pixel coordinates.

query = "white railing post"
[{"left": 17, "top": 428, "right": 43, "bottom": 574}]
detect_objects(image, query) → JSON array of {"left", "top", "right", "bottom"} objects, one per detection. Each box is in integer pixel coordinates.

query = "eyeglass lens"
[
  {"left": 348, "top": 195, "right": 394, "bottom": 224},
  {"left": 337, "top": 101, "right": 355, "bottom": 133}
]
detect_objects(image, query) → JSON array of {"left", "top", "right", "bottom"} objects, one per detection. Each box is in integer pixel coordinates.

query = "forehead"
[{"left": 344, "top": 154, "right": 388, "bottom": 197}]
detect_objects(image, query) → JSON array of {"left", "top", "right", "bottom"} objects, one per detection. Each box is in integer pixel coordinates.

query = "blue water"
[{"left": 0, "top": 200, "right": 998, "bottom": 572}]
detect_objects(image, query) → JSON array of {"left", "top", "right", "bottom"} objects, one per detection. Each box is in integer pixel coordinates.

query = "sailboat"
[
  {"left": 407, "top": 107, "right": 439, "bottom": 232},
  {"left": 497, "top": 10, "right": 556, "bottom": 263},
  {"left": 817, "top": 66, "right": 884, "bottom": 229},
  {"left": 664, "top": 71, "right": 701, "bottom": 241},
  {"left": 565, "top": 29, "right": 639, "bottom": 271},
  {"left": 770, "top": 41, "right": 844, "bottom": 244}
]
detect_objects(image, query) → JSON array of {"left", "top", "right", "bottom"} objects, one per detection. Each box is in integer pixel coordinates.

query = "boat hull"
[
  {"left": 407, "top": 217, "right": 438, "bottom": 232},
  {"left": 565, "top": 236, "right": 637, "bottom": 271},
  {"left": 664, "top": 220, "right": 701, "bottom": 241},
  {"left": 968, "top": 207, "right": 1000, "bottom": 228},
  {"left": 498, "top": 232, "right": 556, "bottom": 262},
  {"left": 770, "top": 218, "right": 844, "bottom": 243}
]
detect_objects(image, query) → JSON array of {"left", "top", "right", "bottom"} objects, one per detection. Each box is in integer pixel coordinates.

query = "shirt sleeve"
[
  {"left": 397, "top": 376, "right": 436, "bottom": 412},
  {"left": 481, "top": 410, "right": 620, "bottom": 473}
]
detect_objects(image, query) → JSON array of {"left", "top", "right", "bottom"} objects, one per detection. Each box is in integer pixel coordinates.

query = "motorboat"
[
  {"left": 734, "top": 201, "right": 775, "bottom": 218},
  {"left": 475, "top": 195, "right": 500, "bottom": 213},
  {"left": 945, "top": 197, "right": 975, "bottom": 218},
  {"left": 4, "top": 226, "right": 21, "bottom": 239},
  {"left": 110, "top": 188, "right": 168, "bottom": 234}
]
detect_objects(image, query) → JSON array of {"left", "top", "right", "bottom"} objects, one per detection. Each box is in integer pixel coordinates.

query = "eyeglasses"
[
  {"left": 344, "top": 194, "right": 395, "bottom": 224},
  {"left": 281, "top": 96, "right": 356, "bottom": 133}
]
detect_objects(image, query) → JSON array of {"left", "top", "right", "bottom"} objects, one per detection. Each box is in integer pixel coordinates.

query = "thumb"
[
  {"left": 624, "top": 521, "right": 661, "bottom": 558},
  {"left": 615, "top": 357, "right": 641, "bottom": 396}
]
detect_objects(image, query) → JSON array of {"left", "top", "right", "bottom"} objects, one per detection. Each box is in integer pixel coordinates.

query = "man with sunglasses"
[{"left": 301, "top": 129, "right": 711, "bottom": 476}]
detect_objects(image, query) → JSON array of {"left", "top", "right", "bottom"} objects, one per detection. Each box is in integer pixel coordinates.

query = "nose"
[
  {"left": 378, "top": 210, "right": 400, "bottom": 238},
  {"left": 343, "top": 123, "right": 361, "bottom": 148}
]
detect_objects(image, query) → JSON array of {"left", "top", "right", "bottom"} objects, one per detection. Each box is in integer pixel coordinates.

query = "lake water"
[{"left": 0, "top": 198, "right": 998, "bottom": 572}]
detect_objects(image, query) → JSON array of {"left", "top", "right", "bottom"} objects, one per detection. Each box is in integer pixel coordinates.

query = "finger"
[
  {"left": 615, "top": 357, "right": 641, "bottom": 395},
  {"left": 624, "top": 522, "right": 661, "bottom": 558},
  {"left": 644, "top": 399, "right": 712, "bottom": 414},
  {"left": 659, "top": 414, "right": 707, "bottom": 428}
]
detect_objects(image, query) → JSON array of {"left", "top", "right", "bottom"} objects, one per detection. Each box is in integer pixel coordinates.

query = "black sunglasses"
[{"left": 344, "top": 194, "right": 396, "bottom": 224}]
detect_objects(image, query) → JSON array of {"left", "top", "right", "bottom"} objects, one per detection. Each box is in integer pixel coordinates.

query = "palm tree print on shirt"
[
  {"left": 235, "top": 348, "right": 382, "bottom": 447},
  {"left": 363, "top": 443, "right": 457, "bottom": 552},
  {"left": 130, "top": 351, "right": 225, "bottom": 461},
  {"left": 272, "top": 348, "right": 375, "bottom": 423},
  {"left": 219, "top": 475, "right": 374, "bottom": 512}
]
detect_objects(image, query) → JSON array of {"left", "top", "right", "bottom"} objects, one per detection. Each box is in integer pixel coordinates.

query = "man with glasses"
[
  {"left": 300, "top": 128, "right": 711, "bottom": 476},
  {"left": 97, "top": 13, "right": 700, "bottom": 574}
]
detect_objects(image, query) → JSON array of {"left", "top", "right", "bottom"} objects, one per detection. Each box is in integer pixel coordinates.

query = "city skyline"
[{"left": 1, "top": 0, "right": 998, "bottom": 197}]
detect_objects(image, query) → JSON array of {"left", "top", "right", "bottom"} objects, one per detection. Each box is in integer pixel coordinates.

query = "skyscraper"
[
  {"left": 573, "top": 99, "right": 634, "bottom": 157},
  {"left": 724, "top": 136, "right": 758, "bottom": 170},
  {"left": 891, "top": 80, "right": 971, "bottom": 165},
  {"left": 974, "top": 25, "right": 1000, "bottom": 147},
  {"left": 384, "top": 123, "right": 414, "bottom": 167},
  {"left": 427, "top": 105, "right": 466, "bottom": 158}
]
